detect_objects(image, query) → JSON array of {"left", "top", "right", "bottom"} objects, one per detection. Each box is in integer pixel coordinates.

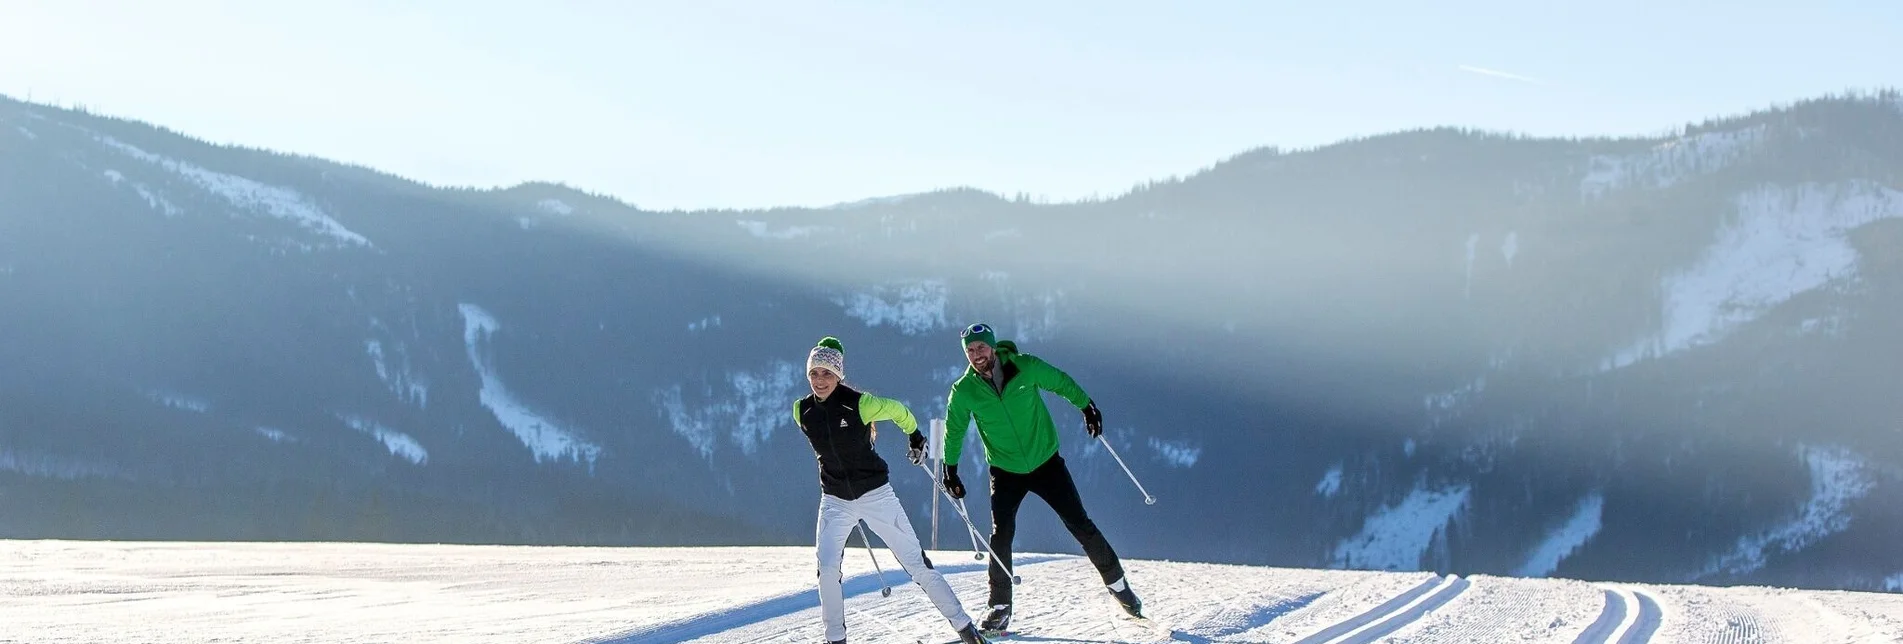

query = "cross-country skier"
[
  {"left": 794, "top": 336, "right": 989, "bottom": 644},
  {"left": 941, "top": 323, "right": 1142, "bottom": 634}
]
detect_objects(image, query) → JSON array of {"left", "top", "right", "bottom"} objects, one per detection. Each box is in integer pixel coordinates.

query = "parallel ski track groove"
[{"left": 1292, "top": 574, "right": 1470, "bottom": 644}]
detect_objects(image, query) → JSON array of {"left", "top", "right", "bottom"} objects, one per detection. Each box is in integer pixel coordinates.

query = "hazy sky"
[{"left": 4, "top": 1, "right": 1898, "bottom": 211}]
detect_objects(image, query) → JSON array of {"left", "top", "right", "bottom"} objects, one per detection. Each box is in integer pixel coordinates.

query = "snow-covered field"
[{"left": 2, "top": 540, "right": 1900, "bottom": 643}]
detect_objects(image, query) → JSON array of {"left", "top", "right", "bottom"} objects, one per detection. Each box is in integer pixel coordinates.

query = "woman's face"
[{"left": 808, "top": 367, "right": 839, "bottom": 399}]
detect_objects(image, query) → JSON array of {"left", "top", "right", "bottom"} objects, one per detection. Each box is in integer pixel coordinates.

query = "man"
[
  {"left": 794, "top": 336, "right": 989, "bottom": 644},
  {"left": 941, "top": 323, "right": 1141, "bottom": 634}
]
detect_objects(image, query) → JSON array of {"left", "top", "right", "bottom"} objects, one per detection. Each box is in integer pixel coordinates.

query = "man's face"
[
  {"left": 808, "top": 367, "right": 838, "bottom": 399},
  {"left": 965, "top": 341, "right": 995, "bottom": 374}
]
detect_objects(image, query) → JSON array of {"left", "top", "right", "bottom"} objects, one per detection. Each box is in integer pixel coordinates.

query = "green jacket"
[{"left": 944, "top": 342, "right": 1091, "bottom": 474}]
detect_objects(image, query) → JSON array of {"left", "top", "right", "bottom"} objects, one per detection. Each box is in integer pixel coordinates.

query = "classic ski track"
[
  {"left": 1383, "top": 574, "right": 1605, "bottom": 644},
  {"left": 598, "top": 555, "right": 1068, "bottom": 643},
  {"left": 1571, "top": 589, "right": 1628, "bottom": 644},
  {"left": 1282, "top": 573, "right": 1451, "bottom": 644}
]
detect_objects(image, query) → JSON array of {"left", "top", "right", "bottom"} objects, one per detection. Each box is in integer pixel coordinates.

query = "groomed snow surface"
[{"left": 4, "top": 541, "right": 1900, "bottom": 643}]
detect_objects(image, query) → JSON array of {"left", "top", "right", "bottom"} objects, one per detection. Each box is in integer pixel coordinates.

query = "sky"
[{"left": 3, "top": 0, "right": 1900, "bottom": 211}]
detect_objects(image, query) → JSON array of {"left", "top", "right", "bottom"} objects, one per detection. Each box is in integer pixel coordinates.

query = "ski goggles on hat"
[{"left": 960, "top": 323, "right": 992, "bottom": 338}]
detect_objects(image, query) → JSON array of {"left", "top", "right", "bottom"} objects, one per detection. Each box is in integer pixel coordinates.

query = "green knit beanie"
[{"left": 959, "top": 323, "right": 996, "bottom": 349}]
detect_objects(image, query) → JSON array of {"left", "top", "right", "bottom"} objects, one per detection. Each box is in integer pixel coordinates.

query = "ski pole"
[
  {"left": 1097, "top": 435, "right": 1157, "bottom": 505},
  {"left": 917, "top": 461, "right": 1019, "bottom": 584},
  {"left": 856, "top": 522, "right": 893, "bottom": 598},
  {"left": 957, "top": 499, "right": 985, "bottom": 560}
]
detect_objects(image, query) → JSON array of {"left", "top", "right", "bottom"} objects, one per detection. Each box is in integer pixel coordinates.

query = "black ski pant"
[{"left": 985, "top": 454, "right": 1124, "bottom": 605}]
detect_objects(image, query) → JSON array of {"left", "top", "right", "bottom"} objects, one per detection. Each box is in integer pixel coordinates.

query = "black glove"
[
  {"left": 943, "top": 464, "right": 966, "bottom": 499},
  {"left": 1082, "top": 400, "right": 1103, "bottom": 438},
  {"left": 907, "top": 430, "right": 927, "bottom": 466}
]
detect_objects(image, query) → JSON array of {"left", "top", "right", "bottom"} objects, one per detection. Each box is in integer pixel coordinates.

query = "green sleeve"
[
  {"left": 1022, "top": 354, "right": 1091, "bottom": 409},
  {"left": 944, "top": 385, "right": 973, "bottom": 465},
  {"left": 857, "top": 393, "right": 918, "bottom": 435},
  {"left": 791, "top": 400, "right": 803, "bottom": 429}
]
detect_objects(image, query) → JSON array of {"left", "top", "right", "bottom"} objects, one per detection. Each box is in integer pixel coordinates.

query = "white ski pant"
[{"left": 816, "top": 483, "right": 972, "bottom": 641}]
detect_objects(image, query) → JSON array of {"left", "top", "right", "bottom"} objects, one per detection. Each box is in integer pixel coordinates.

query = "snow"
[
  {"left": 836, "top": 280, "right": 949, "bottom": 336},
  {"left": 104, "top": 163, "right": 181, "bottom": 218},
  {"left": 984, "top": 228, "right": 1022, "bottom": 241},
  {"left": 336, "top": 415, "right": 428, "bottom": 465},
  {"left": 688, "top": 315, "right": 723, "bottom": 332},
  {"left": 1514, "top": 491, "right": 1605, "bottom": 578},
  {"left": 1887, "top": 573, "right": 1903, "bottom": 592},
  {"left": 1424, "top": 378, "right": 1484, "bottom": 412},
  {"left": 1145, "top": 437, "right": 1201, "bottom": 468},
  {"left": 1580, "top": 125, "right": 1766, "bottom": 198},
  {"left": 0, "top": 449, "right": 126, "bottom": 480},
  {"left": 14, "top": 125, "right": 35, "bottom": 139},
  {"left": 1500, "top": 231, "right": 1519, "bottom": 266},
  {"left": 1699, "top": 444, "right": 1874, "bottom": 579},
  {"left": 1608, "top": 181, "right": 1903, "bottom": 370},
  {"left": 3, "top": 540, "right": 1900, "bottom": 643},
  {"left": 365, "top": 340, "right": 429, "bottom": 409},
  {"left": 737, "top": 219, "right": 832, "bottom": 239},
  {"left": 458, "top": 303, "right": 602, "bottom": 465},
  {"left": 653, "top": 361, "right": 802, "bottom": 458},
  {"left": 1316, "top": 464, "right": 1344, "bottom": 498},
  {"left": 95, "top": 136, "right": 370, "bottom": 247},
  {"left": 537, "top": 198, "right": 575, "bottom": 215},
  {"left": 1332, "top": 482, "right": 1471, "bottom": 572},
  {"left": 143, "top": 389, "right": 208, "bottom": 413},
  {"left": 253, "top": 427, "right": 293, "bottom": 443}
]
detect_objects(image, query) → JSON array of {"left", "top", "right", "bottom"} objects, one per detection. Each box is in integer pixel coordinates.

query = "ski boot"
[
  {"left": 1109, "top": 578, "right": 1143, "bottom": 618},
  {"left": 978, "top": 604, "right": 1012, "bottom": 635},
  {"left": 955, "top": 622, "right": 991, "bottom": 644}
]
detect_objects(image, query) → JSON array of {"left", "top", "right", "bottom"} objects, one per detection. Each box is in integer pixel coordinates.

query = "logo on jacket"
[{"left": 839, "top": 420, "right": 849, "bottom": 428}]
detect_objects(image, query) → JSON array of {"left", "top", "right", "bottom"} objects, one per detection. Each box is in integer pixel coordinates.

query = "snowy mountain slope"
[
  {"left": 5, "top": 540, "right": 1902, "bottom": 644},
  {"left": 5, "top": 90, "right": 1903, "bottom": 593}
]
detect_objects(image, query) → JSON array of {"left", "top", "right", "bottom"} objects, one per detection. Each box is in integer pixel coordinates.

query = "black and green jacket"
[{"left": 794, "top": 384, "right": 920, "bottom": 500}]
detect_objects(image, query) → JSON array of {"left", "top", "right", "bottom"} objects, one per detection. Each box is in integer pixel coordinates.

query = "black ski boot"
[
  {"left": 1109, "top": 579, "right": 1143, "bottom": 618},
  {"left": 979, "top": 604, "right": 1012, "bottom": 633},
  {"left": 955, "top": 622, "right": 991, "bottom": 644}
]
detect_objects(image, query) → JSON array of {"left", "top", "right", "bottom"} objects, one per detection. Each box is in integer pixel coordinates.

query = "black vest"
[{"left": 797, "top": 386, "right": 890, "bottom": 500}]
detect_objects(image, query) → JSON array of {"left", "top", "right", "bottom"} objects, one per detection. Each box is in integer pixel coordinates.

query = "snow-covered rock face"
[
  {"left": 652, "top": 361, "right": 801, "bottom": 459},
  {"left": 97, "top": 136, "right": 371, "bottom": 248},
  {"left": 1699, "top": 444, "right": 1874, "bottom": 579},
  {"left": 1515, "top": 492, "right": 1605, "bottom": 578},
  {"left": 0, "top": 449, "right": 127, "bottom": 480},
  {"left": 737, "top": 219, "right": 833, "bottom": 239},
  {"left": 1332, "top": 482, "right": 1472, "bottom": 571},
  {"left": 1580, "top": 126, "right": 1766, "bottom": 198},
  {"left": 337, "top": 414, "right": 429, "bottom": 465},
  {"left": 460, "top": 303, "right": 602, "bottom": 465},
  {"left": 101, "top": 168, "right": 182, "bottom": 216},
  {"left": 1607, "top": 181, "right": 1903, "bottom": 370},
  {"left": 1146, "top": 437, "right": 1202, "bottom": 468},
  {"left": 366, "top": 339, "right": 429, "bottom": 410},
  {"left": 835, "top": 281, "right": 949, "bottom": 336},
  {"left": 1316, "top": 464, "right": 1344, "bottom": 498}
]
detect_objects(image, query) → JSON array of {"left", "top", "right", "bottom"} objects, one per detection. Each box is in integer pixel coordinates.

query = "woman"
[{"left": 793, "top": 336, "right": 987, "bottom": 644}]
